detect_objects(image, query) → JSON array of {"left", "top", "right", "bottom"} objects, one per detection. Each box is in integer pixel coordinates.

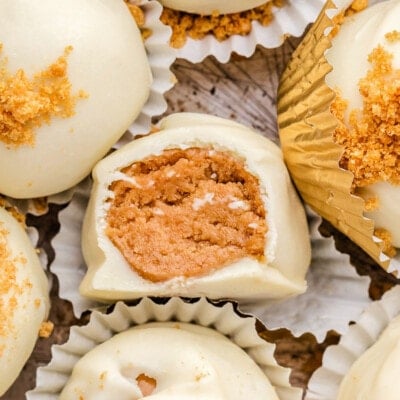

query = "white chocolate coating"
[
  {"left": 0, "top": 0, "right": 152, "bottom": 198},
  {"left": 159, "top": 0, "right": 268, "bottom": 15},
  {"left": 338, "top": 315, "right": 400, "bottom": 400},
  {"left": 326, "top": 0, "right": 400, "bottom": 248},
  {"left": 60, "top": 322, "right": 279, "bottom": 400},
  {"left": 80, "top": 113, "right": 311, "bottom": 301},
  {"left": 0, "top": 207, "right": 49, "bottom": 395}
]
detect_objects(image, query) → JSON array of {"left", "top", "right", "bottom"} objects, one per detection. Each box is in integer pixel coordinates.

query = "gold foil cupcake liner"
[
  {"left": 26, "top": 297, "right": 302, "bottom": 400},
  {"left": 306, "top": 285, "right": 400, "bottom": 399},
  {"left": 278, "top": 0, "right": 400, "bottom": 274}
]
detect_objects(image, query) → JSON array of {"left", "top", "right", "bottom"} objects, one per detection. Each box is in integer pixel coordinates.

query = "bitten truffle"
[{"left": 80, "top": 113, "right": 311, "bottom": 301}]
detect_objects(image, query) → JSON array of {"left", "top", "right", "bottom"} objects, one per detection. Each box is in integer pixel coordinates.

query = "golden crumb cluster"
[
  {"left": 0, "top": 45, "right": 87, "bottom": 148},
  {"left": 329, "top": 0, "right": 368, "bottom": 38},
  {"left": 332, "top": 45, "right": 400, "bottom": 189},
  {"left": 0, "top": 222, "right": 29, "bottom": 354},
  {"left": 106, "top": 147, "right": 267, "bottom": 282},
  {"left": 385, "top": 30, "right": 400, "bottom": 42},
  {"left": 160, "top": 1, "right": 283, "bottom": 49},
  {"left": 124, "top": 1, "right": 152, "bottom": 40},
  {"left": 374, "top": 228, "right": 396, "bottom": 258}
]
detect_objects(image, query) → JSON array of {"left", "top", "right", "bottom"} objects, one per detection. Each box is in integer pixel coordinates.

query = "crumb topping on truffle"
[
  {"left": 136, "top": 373, "right": 157, "bottom": 396},
  {"left": 124, "top": 1, "right": 152, "bottom": 40},
  {"left": 332, "top": 44, "right": 400, "bottom": 189},
  {"left": 0, "top": 45, "right": 87, "bottom": 147},
  {"left": 329, "top": 0, "right": 368, "bottom": 39},
  {"left": 106, "top": 147, "right": 267, "bottom": 282},
  {"left": 160, "top": 1, "right": 282, "bottom": 48},
  {"left": 0, "top": 222, "right": 30, "bottom": 352}
]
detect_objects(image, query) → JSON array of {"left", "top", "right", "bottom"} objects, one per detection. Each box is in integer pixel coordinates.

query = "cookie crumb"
[
  {"left": 375, "top": 228, "right": 397, "bottom": 258},
  {"left": 39, "top": 321, "right": 54, "bottom": 338},
  {"left": 160, "top": 1, "right": 283, "bottom": 48}
]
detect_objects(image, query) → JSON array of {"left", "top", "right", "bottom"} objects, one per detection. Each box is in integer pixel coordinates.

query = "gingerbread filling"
[{"left": 106, "top": 147, "right": 267, "bottom": 282}]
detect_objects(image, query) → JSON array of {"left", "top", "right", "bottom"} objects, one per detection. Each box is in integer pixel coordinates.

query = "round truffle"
[
  {"left": 326, "top": 0, "right": 400, "bottom": 248},
  {"left": 338, "top": 315, "right": 400, "bottom": 400},
  {"left": 0, "top": 0, "right": 152, "bottom": 198},
  {"left": 60, "top": 322, "right": 280, "bottom": 400},
  {"left": 0, "top": 207, "right": 49, "bottom": 395}
]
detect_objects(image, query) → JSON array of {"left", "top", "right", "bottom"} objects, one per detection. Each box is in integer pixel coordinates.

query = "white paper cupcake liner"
[
  {"left": 169, "top": 0, "right": 325, "bottom": 63},
  {"left": 26, "top": 297, "right": 302, "bottom": 400},
  {"left": 306, "top": 285, "right": 400, "bottom": 399},
  {"left": 124, "top": 0, "right": 176, "bottom": 139},
  {"left": 52, "top": 179, "right": 371, "bottom": 342},
  {"left": 2, "top": 0, "right": 175, "bottom": 216}
]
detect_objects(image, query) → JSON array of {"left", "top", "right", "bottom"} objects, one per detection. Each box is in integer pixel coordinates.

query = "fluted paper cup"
[
  {"left": 278, "top": 0, "right": 400, "bottom": 274},
  {"left": 27, "top": 297, "right": 302, "bottom": 400}
]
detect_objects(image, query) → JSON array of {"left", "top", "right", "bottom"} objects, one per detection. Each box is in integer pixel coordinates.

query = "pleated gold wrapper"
[{"left": 277, "top": 0, "right": 396, "bottom": 273}]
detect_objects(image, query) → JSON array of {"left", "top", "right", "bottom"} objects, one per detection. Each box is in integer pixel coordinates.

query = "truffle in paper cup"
[
  {"left": 278, "top": 0, "right": 400, "bottom": 275},
  {"left": 0, "top": 206, "right": 49, "bottom": 396},
  {"left": 80, "top": 113, "right": 311, "bottom": 302},
  {"left": 306, "top": 285, "right": 400, "bottom": 400},
  {"left": 157, "top": 0, "right": 325, "bottom": 63},
  {"left": 0, "top": 0, "right": 175, "bottom": 201},
  {"left": 27, "top": 297, "right": 302, "bottom": 400}
]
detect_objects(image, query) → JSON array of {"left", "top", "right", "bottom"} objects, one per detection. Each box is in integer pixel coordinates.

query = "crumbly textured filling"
[
  {"left": 160, "top": 1, "right": 283, "bottom": 49},
  {"left": 0, "top": 222, "right": 30, "bottom": 356},
  {"left": 106, "top": 148, "right": 267, "bottom": 282},
  {"left": 332, "top": 45, "right": 400, "bottom": 189},
  {"left": 0, "top": 44, "right": 87, "bottom": 147}
]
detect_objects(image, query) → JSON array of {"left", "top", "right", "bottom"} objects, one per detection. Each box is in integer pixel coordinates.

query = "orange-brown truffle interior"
[{"left": 106, "top": 147, "right": 267, "bottom": 282}]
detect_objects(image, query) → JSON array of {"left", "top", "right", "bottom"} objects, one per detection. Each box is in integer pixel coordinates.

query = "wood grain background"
[{"left": 2, "top": 37, "right": 398, "bottom": 399}]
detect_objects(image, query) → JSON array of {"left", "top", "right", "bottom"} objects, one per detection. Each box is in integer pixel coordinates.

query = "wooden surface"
[{"left": 2, "top": 37, "right": 397, "bottom": 399}]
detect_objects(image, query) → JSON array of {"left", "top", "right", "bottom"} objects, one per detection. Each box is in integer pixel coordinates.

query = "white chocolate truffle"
[
  {"left": 326, "top": 0, "right": 400, "bottom": 248},
  {"left": 338, "top": 315, "right": 400, "bottom": 400},
  {"left": 0, "top": 207, "right": 49, "bottom": 395},
  {"left": 60, "top": 322, "right": 280, "bottom": 400},
  {"left": 0, "top": 0, "right": 152, "bottom": 198},
  {"left": 80, "top": 113, "right": 311, "bottom": 301},
  {"left": 159, "top": 0, "right": 268, "bottom": 15}
]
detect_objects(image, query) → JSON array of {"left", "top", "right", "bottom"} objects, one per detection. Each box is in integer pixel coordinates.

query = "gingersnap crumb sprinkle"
[
  {"left": 136, "top": 373, "right": 157, "bottom": 396},
  {"left": 385, "top": 30, "right": 400, "bottom": 42},
  {"left": 363, "top": 196, "right": 380, "bottom": 212},
  {"left": 332, "top": 45, "right": 400, "bottom": 189},
  {"left": 329, "top": 0, "right": 368, "bottom": 39},
  {"left": 0, "top": 45, "right": 87, "bottom": 148},
  {"left": 160, "top": 1, "right": 283, "bottom": 49},
  {"left": 124, "top": 1, "right": 152, "bottom": 40},
  {"left": 39, "top": 321, "right": 54, "bottom": 338},
  {"left": 0, "top": 222, "right": 30, "bottom": 348},
  {"left": 106, "top": 147, "right": 267, "bottom": 282},
  {"left": 375, "top": 228, "right": 397, "bottom": 258}
]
